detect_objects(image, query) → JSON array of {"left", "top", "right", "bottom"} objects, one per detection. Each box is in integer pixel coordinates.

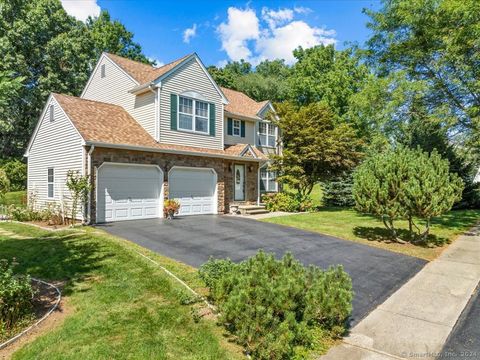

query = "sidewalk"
[{"left": 321, "top": 225, "right": 480, "bottom": 360}]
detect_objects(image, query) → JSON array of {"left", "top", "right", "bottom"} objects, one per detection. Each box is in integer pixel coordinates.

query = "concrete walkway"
[{"left": 322, "top": 225, "right": 480, "bottom": 360}]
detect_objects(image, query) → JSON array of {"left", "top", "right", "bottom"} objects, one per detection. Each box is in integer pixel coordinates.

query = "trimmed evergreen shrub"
[
  {"left": 322, "top": 173, "right": 354, "bottom": 207},
  {"left": 262, "top": 192, "right": 314, "bottom": 212},
  {"left": 199, "top": 251, "right": 353, "bottom": 359}
]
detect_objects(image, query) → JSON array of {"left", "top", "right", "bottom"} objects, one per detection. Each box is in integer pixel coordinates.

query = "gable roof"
[
  {"left": 221, "top": 87, "right": 271, "bottom": 120},
  {"left": 52, "top": 93, "right": 266, "bottom": 160},
  {"left": 105, "top": 53, "right": 192, "bottom": 85}
]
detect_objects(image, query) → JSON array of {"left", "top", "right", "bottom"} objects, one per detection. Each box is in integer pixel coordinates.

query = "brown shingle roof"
[
  {"left": 105, "top": 53, "right": 192, "bottom": 84},
  {"left": 221, "top": 87, "right": 270, "bottom": 119},
  {"left": 53, "top": 93, "right": 266, "bottom": 160}
]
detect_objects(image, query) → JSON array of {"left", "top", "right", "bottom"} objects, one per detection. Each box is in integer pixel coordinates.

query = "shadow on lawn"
[
  {"left": 0, "top": 231, "right": 113, "bottom": 296},
  {"left": 353, "top": 226, "right": 448, "bottom": 247}
]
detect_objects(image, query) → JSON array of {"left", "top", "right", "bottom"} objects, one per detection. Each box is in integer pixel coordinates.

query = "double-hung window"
[
  {"left": 258, "top": 122, "right": 276, "bottom": 148},
  {"left": 47, "top": 168, "right": 54, "bottom": 198},
  {"left": 260, "top": 168, "right": 277, "bottom": 192},
  {"left": 233, "top": 119, "right": 241, "bottom": 136},
  {"left": 178, "top": 96, "right": 209, "bottom": 134}
]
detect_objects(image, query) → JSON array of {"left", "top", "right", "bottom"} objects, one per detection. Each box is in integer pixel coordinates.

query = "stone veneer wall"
[{"left": 88, "top": 147, "right": 258, "bottom": 222}]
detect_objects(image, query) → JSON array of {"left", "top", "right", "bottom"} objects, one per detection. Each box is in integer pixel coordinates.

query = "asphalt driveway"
[{"left": 98, "top": 215, "right": 427, "bottom": 326}]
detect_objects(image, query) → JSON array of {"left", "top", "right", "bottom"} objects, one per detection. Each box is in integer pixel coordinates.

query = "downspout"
[{"left": 87, "top": 145, "right": 95, "bottom": 224}]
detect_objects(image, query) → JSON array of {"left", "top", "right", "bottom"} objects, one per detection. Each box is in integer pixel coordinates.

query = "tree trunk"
[{"left": 382, "top": 216, "right": 407, "bottom": 244}]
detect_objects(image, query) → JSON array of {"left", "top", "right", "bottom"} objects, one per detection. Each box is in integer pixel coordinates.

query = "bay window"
[
  {"left": 260, "top": 168, "right": 277, "bottom": 192},
  {"left": 258, "top": 122, "right": 276, "bottom": 148},
  {"left": 178, "top": 96, "right": 209, "bottom": 134}
]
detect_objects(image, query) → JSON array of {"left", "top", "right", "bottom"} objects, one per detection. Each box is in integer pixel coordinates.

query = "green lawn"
[
  {"left": 284, "top": 183, "right": 323, "bottom": 207},
  {"left": 0, "top": 190, "right": 27, "bottom": 207},
  {"left": 262, "top": 208, "right": 480, "bottom": 260},
  {"left": 0, "top": 223, "right": 243, "bottom": 359}
]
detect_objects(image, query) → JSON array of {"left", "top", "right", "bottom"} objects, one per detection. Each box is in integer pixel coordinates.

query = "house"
[{"left": 25, "top": 52, "right": 280, "bottom": 223}]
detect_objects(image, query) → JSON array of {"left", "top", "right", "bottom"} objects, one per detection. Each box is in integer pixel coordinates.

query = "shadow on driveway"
[{"left": 98, "top": 215, "right": 427, "bottom": 326}]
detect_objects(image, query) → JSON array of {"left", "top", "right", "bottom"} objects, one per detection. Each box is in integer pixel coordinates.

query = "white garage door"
[
  {"left": 97, "top": 164, "right": 163, "bottom": 222},
  {"left": 169, "top": 167, "right": 217, "bottom": 216}
]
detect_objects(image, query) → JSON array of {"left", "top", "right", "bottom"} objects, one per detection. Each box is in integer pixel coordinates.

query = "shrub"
[
  {"left": 263, "top": 192, "right": 314, "bottom": 213},
  {"left": 199, "top": 251, "right": 353, "bottom": 359},
  {"left": 66, "top": 170, "right": 91, "bottom": 225},
  {"left": 322, "top": 173, "right": 355, "bottom": 207},
  {"left": 353, "top": 147, "right": 464, "bottom": 243},
  {"left": 1, "top": 160, "right": 26, "bottom": 191},
  {"left": 0, "top": 169, "right": 10, "bottom": 199},
  {"left": 0, "top": 259, "right": 36, "bottom": 330}
]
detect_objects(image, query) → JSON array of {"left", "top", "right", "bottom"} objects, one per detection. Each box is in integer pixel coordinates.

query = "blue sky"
[{"left": 61, "top": 0, "right": 380, "bottom": 67}]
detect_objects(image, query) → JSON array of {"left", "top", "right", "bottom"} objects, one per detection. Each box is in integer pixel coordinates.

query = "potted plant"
[{"left": 163, "top": 199, "right": 180, "bottom": 219}]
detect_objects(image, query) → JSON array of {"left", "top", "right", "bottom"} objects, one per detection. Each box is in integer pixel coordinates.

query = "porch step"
[
  {"left": 246, "top": 209, "right": 270, "bottom": 215},
  {"left": 237, "top": 205, "right": 269, "bottom": 215}
]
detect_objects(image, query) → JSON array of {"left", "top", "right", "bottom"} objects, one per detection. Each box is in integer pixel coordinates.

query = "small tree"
[
  {"left": 0, "top": 169, "right": 10, "bottom": 200},
  {"left": 353, "top": 148, "right": 410, "bottom": 242},
  {"left": 270, "top": 102, "right": 363, "bottom": 197},
  {"left": 66, "top": 170, "right": 91, "bottom": 226},
  {"left": 323, "top": 172, "right": 355, "bottom": 207},
  {"left": 353, "top": 147, "right": 464, "bottom": 243}
]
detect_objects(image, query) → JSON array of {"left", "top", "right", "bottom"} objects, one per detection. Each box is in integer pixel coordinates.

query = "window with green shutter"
[
  {"left": 209, "top": 103, "right": 215, "bottom": 136},
  {"left": 227, "top": 117, "right": 233, "bottom": 136}
]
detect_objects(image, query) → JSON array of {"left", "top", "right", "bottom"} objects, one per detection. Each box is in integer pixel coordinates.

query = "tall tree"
[
  {"left": 0, "top": 0, "right": 151, "bottom": 160},
  {"left": 288, "top": 45, "right": 370, "bottom": 117},
  {"left": 365, "top": 0, "right": 480, "bottom": 149}
]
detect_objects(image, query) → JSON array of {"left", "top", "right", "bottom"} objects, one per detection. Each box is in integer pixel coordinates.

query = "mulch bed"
[{"left": 0, "top": 279, "right": 63, "bottom": 357}]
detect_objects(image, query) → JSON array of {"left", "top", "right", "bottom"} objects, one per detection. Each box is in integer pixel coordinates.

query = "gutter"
[
  {"left": 86, "top": 145, "right": 95, "bottom": 224},
  {"left": 84, "top": 141, "right": 266, "bottom": 162},
  {"left": 129, "top": 81, "right": 157, "bottom": 95}
]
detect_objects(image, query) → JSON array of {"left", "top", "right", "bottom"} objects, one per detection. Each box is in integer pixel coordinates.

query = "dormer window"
[
  {"left": 233, "top": 120, "right": 241, "bottom": 136},
  {"left": 101, "top": 64, "right": 106, "bottom": 78},
  {"left": 49, "top": 104, "right": 54, "bottom": 122}
]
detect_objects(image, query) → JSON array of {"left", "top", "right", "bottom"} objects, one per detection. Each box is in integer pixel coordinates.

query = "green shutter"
[
  {"left": 241, "top": 120, "right": 245, "bottom": 137},
  {"left": 170, "top": 93, "right": 177, "bottom": 130},
  {"left": 209, "top": 103, "right": 216, "bottom": 136},
  {"left": 227, "top": 118, "right": 233, "bottom": 135}
]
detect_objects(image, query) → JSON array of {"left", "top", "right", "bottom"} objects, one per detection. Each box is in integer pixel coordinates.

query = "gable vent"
[
  {"left": 49, "top": 104, "right": 54, "bottom": 122},
  {"left": 101, "top": 63, "right": 106, "bottom": 78}
]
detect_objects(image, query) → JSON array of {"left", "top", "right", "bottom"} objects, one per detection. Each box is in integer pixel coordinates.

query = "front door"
[{"left": 234, "top": 164, "right": 245, "bottom": 201}]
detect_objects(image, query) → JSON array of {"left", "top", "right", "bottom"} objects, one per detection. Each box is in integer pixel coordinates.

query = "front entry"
[{"left": 234, "top": 164, "right": 245, "bottom": 201}]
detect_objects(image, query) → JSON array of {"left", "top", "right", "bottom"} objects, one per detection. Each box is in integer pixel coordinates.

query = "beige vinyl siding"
[
  {"left": 159, "top": 58, "right": 223, "bottom": 150},
  {"left": 82, "top": 56, "right": 156, "bottom": 139},
  {"left": 27, "top": 98, "right": 85, "bottom": 219},
  {"left": 224, "top": 118, "right": 256, "bottom": 146}
]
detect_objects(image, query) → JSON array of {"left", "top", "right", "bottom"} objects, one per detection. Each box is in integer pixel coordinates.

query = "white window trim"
[
  {"left": 177, "top": 95, "right": 210, "bottom": 135},
  {"left": 233, "top": 119, "right": 241, "bottom": 137},
  {"left": 257, "top": 121, "right": 277, "bottom": 148},
  {"left": 47, "top": 168, "right": 55, "bottom": 199},
  {"left": 260, "top": 168, "right": 278, "bottom": 193}
]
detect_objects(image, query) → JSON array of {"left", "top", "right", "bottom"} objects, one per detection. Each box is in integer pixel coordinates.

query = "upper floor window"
[
  {"left": 178, "top": 96, "right": 209, "bottom": 134},
  {"left": 258, "top": 122, "right": 276, "bottom": 148},
  {"left": 233, "top": 119, "right": 241, "bottom": 136},
  {"left": 49, "top": 104, "right": 54, "bottom": 122}
]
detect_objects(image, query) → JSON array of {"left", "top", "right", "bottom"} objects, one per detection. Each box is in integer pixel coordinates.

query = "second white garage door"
[
  {"left": 168, "top": 167, "right": 217, "bottom": 216},
  {"left": 97, "top": 163, "right": 163, "bottom": 222}
]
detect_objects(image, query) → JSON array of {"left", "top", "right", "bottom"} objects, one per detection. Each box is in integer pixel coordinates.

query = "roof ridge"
[
  {"left": 52, "top": 93, "right": 126, "bottom": 109},
  {"left": 104, "top": 52, "right": 154, "bottom": 69},
  {"left": 154, "top": 53, "right": 194, "bottom": 71}
]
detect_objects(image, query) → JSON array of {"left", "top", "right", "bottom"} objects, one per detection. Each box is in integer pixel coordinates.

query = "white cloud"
[
  {"left": 61, "top": 0, "right": 100, "bottom": 22},
  {"left": 217, "top": 7, "right": 259, "bottom": 62},
  {"left": 217, "top": 6, "right": 336, "bottom": 65},
  {"left": 261, "top": 7, "right": 294, "bottom": 29},
  {"left": 183, "top": 24, "right": 197, "bottom": 44},
  {"left": 256, "top": 21, "right": 336, "bottom": 64}
]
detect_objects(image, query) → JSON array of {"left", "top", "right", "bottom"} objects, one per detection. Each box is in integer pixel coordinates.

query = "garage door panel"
[
  {"left": 97, "top": 164, "right": 163, "bottom": 222},
  {"left": 169, "top": 168, "right": 216, "bottom": 216}
]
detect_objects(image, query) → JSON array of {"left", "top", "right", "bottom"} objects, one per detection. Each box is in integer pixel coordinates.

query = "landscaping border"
[{"left": 0, "top": 278, "right": 62, "bottom": 350}]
